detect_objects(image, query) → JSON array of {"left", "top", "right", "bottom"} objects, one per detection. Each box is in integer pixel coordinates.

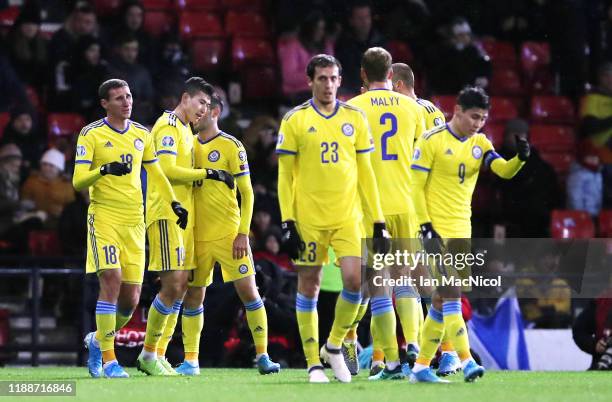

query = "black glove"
[
  {"left": 372, "top": 222, "right": 391, "bottom": 254},
  {"left": 171, "top": 201, "right": 188, "bottom": 230},
  {"left": 100, "top": 162, "right": 131, "bottom": 176},
  {"left": 206, "top": 168, "right": 235, "bottom": 190},
  {"left": 280, "top": 220, "right": 304, "bottom": 260},
  {"left": 515, "top": 135, "right": 531, "bottom": 161},
  {"left": 420, "top": 222, "right": 443, "bottom": 254}
]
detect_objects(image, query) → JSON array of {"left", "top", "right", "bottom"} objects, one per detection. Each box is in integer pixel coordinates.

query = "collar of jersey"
[
  {"left": 103, "top": 118, "right": 131, "bottom": 134},
  {"left": 310, "top": 99, "right": 340, "bottom": 119},
  {"left": 446, "top": 123, "right": 468, "bottom": 142},
  {"left": 164, "top": 110, "right": 189, "bottom": 127},
  {"left": 198, "top": 131, "right": 222, "bottom": 144}
]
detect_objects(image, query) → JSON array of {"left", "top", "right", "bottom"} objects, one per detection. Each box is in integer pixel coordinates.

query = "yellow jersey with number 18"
[
  {"left": 276, "top": 99, "right": 374, "bottom": 230},
  {"left": 347, "top": 89, "right": 424, "bottom": 215},
  {"left": 74, "top": 118, "right": 157, "bottom": 226}
]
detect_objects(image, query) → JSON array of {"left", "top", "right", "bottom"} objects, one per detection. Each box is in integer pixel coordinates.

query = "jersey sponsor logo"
[
  {"left": 208, "top": 150, "right": 220, "bottom": 162},
  {"left": 76, "top": 145, "right": 86, "bottom": 157},
  {"left": 134, "top": 138, "right": 144, "bottom": 151},
  {"left": 161, "top": 136, "right": 175, "bottom": 147},
  {"left": 238, "top": 150, "right": 247, "bottom": 162},
  {"left": 308, "top": 126, "right": 317, "bottom": 133},
  {"left": 434, "top": 117, "right": 443, "bottom": 126},
  {"left": 341, "top": 123, "right": 354, "bottom": 136},
  {"left": 413, "top": 148, "right": 421, "bottom": 160},
  {"left": 238, "top": 264, "right": 248, "bottom": 274},
  {"left": 472, "top": 145, "right": 483, "bottom": 159},
  {"left": 104, "top": 141, "right": 113, "bottom": 148},
  {"left": 445, "top": 149, "right": 453, "bottom": 155}
]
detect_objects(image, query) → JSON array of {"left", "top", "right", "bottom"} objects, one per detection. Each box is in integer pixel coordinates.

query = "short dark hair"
[
  {"left": 457, "top": 86, "right": 490, "bottom": 110},
  {"left": 391, "top": 63, "right": 415, "bottom": 88},
  {"left": 184, "top": 76, "right": 209, "bottom": 97},
  {"left": 349, "top": 0, "right": 372, "bottom": 15},
  {"left": 74, "top": 2, "right": 95, "bottom": 15},
  {"left": 201, "top": 83, "right": 224, "bottom": 114},
  {"left": 362, "top": 47, "right": 392, "bottom": 82},
  {"left": 98, "top": 79, "right": 129, "bottom": 100},
  {"left": 306, "top": 54, "right": 342, "bottom": 79},
  {"left": 117, "top": 32, "right": 138, "bottom": 46}
]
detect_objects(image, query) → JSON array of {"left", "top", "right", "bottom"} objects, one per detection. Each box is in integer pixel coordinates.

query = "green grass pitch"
[{"left": 1, "top": 367, "right": 611, "bottom": 402}]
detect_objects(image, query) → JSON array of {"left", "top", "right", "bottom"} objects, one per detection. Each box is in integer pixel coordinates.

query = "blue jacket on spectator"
[{"left": 566, "top": 162, "right": 603, "bottom": 217}]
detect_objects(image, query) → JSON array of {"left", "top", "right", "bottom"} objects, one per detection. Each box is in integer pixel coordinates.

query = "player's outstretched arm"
[
  {"left": 73, "top": 163, "right": 102, "bottom": 191},
  {"left": 277, "top": 154, "right": 296, "bottom": 222},
  {"left": 144, "top": 160, "right": 178, "bottom": 205},
  {"left": 236, "top": 174, "right": 254, "bottom": 235},
  {"left": 488, "top": 136, "right": 530, "bottom": 179}
]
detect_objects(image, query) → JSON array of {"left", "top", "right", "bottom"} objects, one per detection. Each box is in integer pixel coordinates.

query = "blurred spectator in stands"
[
  {"left": 0, "top": 53, "right": 29, "bottom": 113},
  {"left": 38, "top": 0, "right": 71, "bottom": 23},
  {"left": 155, "top": 81, "right": 182, "bottom": 118},
  {"left": 567, "top": 141, "right": 603, "bottom": 218},
  {"left": 152, "top": 34, "right": 191, "bottom": 95},
  {"left": 580, "top": 62, "right": 612, "bottom": 208},
  {"left": 278, "top": 10, "right": 334, "bottom": 103},
  {"left": 1, "top": 105, "right": 45, "bottom": 178},
  {"left": 493, "top": 119, "right": 561, "bottom": 237},
  {"left": 215, "top": 86, "right": 243, "bottom": 141},
  {"left": 48, "top": 2, "right": 98, "bottom": 110},
  {"left": 335, "top": 1, "right": 386, "bottom": 95},
  {"left": 428, "top": 17, "right": 491, "bottom": 95},
  {"left": 253, "top": 229, "right": 293, "bottom": 272},
  {"left": 70, "top": 35, "right": 108, "bottom": 121},
  {"left": 573, "top": 284, "right": 612, "bottom": 370},
  {"left": 602, "top": 1, "right": 612, "bottom": 62},
  {"left": 21, "top": 148, "right": 74, "bottom": 228},
  {"left": 108, "top": 33, "right": 154, "bottom": 123},
  {"left": 0, "top": 143, "right": 44, "bottom": 253},
  {"left": 244, "top": 115, "right": 279, "bottom": 191},
  {"left": 107, "top": 1, "right": 154, "bottom": 67},
  {"left": 58, "top": 188, "right": 89, "bottom": 256},
  {"left": 6, "top": 5, "right": 48, "bottom": 90},
  {"left": 377, "top": 0, "right": 430, "bottom": 58}
]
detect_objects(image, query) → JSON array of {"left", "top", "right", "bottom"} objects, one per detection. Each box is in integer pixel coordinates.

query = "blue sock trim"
[
  {"left": 442, "top": 301, "right": 462, "bottom": 316},
  {"left": 183, "top": 305, "right": 204, "bottom": 317},
  {"left": 296, "top": 293, "right": 317, "bottom": 312},
  {"left": 428, "top": 306, "right": 443, "bottom": 323},
  {"left": 341, "top": 289, "right": 362, "bottom": 304},
  {"left": 172, "top": 300, "right": 183, "bottom": 313},
  {"left": 394, "top": 285, "right": 418, "bottom": 298},
  {"left": 360, "top": 297, "right": 370, "bottom": 306},
  {"left": 152, "top": 295, "right": 173, "bottom": 315},
  {"left": 96, "top": 301, "right": 116, "bottom": 315},
  {"left": 370, "top": 297, "right": 393, "bottom": 316},
  {"left": 244, "top": 298, "right": 264, "bottom": 311}
]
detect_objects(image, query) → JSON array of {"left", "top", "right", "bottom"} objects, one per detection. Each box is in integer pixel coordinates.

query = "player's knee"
[
  {"left": 183, "top": 286, "right": 205, "bottom": 308},
  {"left": 298, "top": 281, "right": 320, "bottom": 298},
  {"left": 343, "top": 275, "right": 361, "bottom": 293},
  {"left": 98, "top": 270, "right": 122, "bottom": 299}
]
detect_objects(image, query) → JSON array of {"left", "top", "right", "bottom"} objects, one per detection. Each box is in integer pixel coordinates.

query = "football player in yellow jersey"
[
  {"left": 277, "top": 54, "right": 389, "bottom": 383},
  {"left": 345, "top": 47, "right": 425, "bottom": 380},
  {"left": 137, "top": 77, "right": 235, "bottom": 376},
  {"left": 73, "top": 79, "right": 187, "bottom": 378},
  {"left": 409, "top": 87, "right": 530, "bottom": 383},
  {"left": 391, "top": 62, "right": 446, "bottom": 132},
  {"left": 188, "top": 86, "right": 280, "bottom": 375}
]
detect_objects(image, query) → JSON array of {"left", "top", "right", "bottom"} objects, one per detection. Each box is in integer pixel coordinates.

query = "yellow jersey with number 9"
[
  {"left": 347, "top": 89, "right": 424, "bottom": 215},
  {"left": 276, "top": 99, "right": 374, "bottom": 230}
]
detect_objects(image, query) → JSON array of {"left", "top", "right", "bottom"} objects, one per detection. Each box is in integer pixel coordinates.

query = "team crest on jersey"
[
  {"left": 413, "top": 148, "right": 421, "bottom": 161},
  {"left": 341, "top": 123, "right": 354, "bottom": 136},
  {"left": 208, "top": 150, "right": 220, "bottom": 162},
  {"left": 161, "top": 136, "right": 174, "bottom": 147},
  {"left": 134, "top": 139, "right": 144, "bottom": 151},
  {"left": 238, "top": 151, "right": 247, "bottom": 162},
  {"left": 76, "top": 145, "right": 86, "bottom": 157},
  {"left": 433, "top": 117, "right": 443, "bottom": 126},
  {"left": 472, "top": 145, "right": 483, "bottom": 159},
  {"left": 238, "top": 264, "right": 248, "bottom": 274}
]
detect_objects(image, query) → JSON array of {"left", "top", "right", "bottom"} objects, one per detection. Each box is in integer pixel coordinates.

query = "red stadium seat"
[
  {"left": 521, "top": 41, "right": 550, "bottom": 76},
  {"left": 47, "top": 113, "right": 86, "bottom": 137},
  {"left": 231, "top": 38, "right": 275, "bottom": 69},
  {"left": 179, "top": 12, "right": 224, "bottom": 39},
  {"left": 242, "top": 66, "right": 278, "bottom": 99},
  {"left": 489, "top": 97, "right": 518, "bottom": 123},
  {"left": 94, "top": 0, "right": 122, "bottom": 16},
  {"left": 0, "top": 112, "right": 9, "bottom": 139},
  {"left": 530, "top": 96, "right": 575, "bottom": 124},
  {"left": 551, "top": 210, "right": 595, "bottom": 239},
  {"left": 225, "top": 11, "right": 268, "bottom": 37},
  {"left": 482, "top": 123, "right": 505, "bottom": 148},
  {"left": 529, "top": 125, "right": 575, "bottom": 153},
  {"left": 540, "top": 152, "right": 574, "bottom": 177},
  {"left": 143, "top": 11, "right": 175, "bottom": 37},
  {"left": 28, "top": 230, "right": 61, "bottom": 256},
  {"left": 0, "top": 7, "right": 19, "bottom": 28},
  {"left": 387, "top": 40, "right": 413, "bottom": 64},
  {"left": 490, "top": 67, "right": 524, "bottom": 96},
  {"left": 190, "top": 39, "right": 226, "bottom": 71},
  {"left": 142, "top": 0, "right": 174, "bottom": 10},
  {"left": 176, "top": 0, "right": 220, "bottom": 10},
  {"left": 222, "top": 0, "right": 264, "bottom": 10},
  {"left": 599, "top": 210, "right": 612, "bottom": 238},
  {"left": 480, "top": 40, "right": 517, "bottom": 68},
  {"left": 430, "top": 95, "right": 455, "bottom": 121}
]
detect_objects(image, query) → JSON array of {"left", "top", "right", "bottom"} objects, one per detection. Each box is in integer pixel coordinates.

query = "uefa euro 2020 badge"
[
  {"left": 341, "top": 123, "right": 354, "bottom": 136},
  {"left": 161, "top": 136, "right": 175, "bottom": 147},
  {"left": 208, "top": 150, "right": 220, "bottom": 162},
  {"left": 413, "top": 148, "right": 421, "bottom": 161},
  {"left": 472, "top": 145, "right": 483, "bottom": 159},
  {"left": 76, "top": 145, "right": 86, "bottom": 157},
  {"left": 134, "top": 138, "right": 144, "bottom": 151}
]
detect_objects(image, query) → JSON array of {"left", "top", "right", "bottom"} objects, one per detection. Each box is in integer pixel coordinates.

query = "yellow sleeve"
[
  {"left": 357, "top": 152, "right": 384, "bottom": 222},
  {"left": 157, "top": 126, "right": 208, "bottom": 183},
  {"left": 276, "top": 116, "right": 298, "bottom": 221},
  {"left": 482, "top": 137, "right": 525, "bottom": 179},
  {"left": 72, "top": 131, "right": 102, "bottom": 191},
  {"left": 236, "top": 175, "right": 253, "bottom": 235},
  {"left": 410, "top": 136, "right": 435, "bottom": 224},
  {"left": 143, "top": 134, "right": 177, "bottom": 203}
]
